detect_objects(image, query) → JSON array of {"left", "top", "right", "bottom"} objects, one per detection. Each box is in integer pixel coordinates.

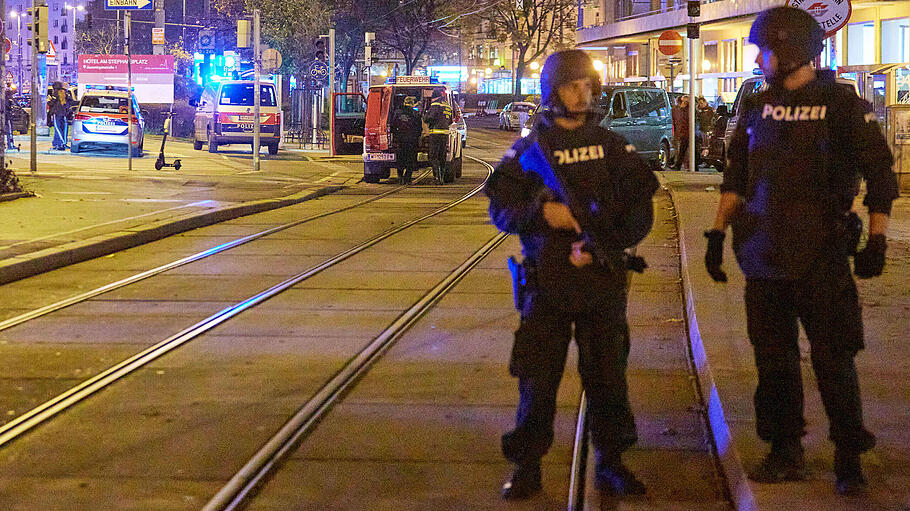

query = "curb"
[
  {"left": 0, "top": 191, "right": 35, "bottom": 203},
  {"left": 659, "top": 175, "right": 757, "bottom": 511},
  {"left": 0, "top": 184, "right": 346, "bottom": 286}
]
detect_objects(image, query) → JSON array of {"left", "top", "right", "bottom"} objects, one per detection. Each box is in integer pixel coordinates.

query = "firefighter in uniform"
[
  {"left": 704, "top": 7, "right": 899, "bottom": 496},
  {"left": 485, "top": 49, "right": 658, "bottom": 500},
  {"left": 423, "top": 89, "right": 452, "bottom": 184}
]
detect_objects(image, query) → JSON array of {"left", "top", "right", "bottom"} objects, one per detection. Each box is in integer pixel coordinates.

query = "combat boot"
[
  {"left": 748, "top": 439, "right": 807, "bottom": 483},
  {"left": 594, "top": 455, "right": 646, "bottom": 497},
  {"left": 834, "top": 449, "right": 866, "bottom": 496},
  {"left": 500, "top": 463, "right": 542, "bottom": 500}
]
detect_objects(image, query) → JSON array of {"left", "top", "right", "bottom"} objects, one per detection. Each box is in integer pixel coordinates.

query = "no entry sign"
[{"left": 658, "top": 31, "right": 684, "bottom": 56}]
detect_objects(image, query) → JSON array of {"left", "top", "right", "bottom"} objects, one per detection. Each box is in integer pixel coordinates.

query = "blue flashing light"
[
  {"left": 85, "top": 84, "right": 133, "bottom": 91},
  {"left": 752, "top": 68, "right": 764, "bottom": 75}
]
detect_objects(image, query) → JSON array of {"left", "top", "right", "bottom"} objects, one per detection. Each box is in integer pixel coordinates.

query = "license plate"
[{"left": 366, "top": 153, "right": 394, "bottom": 161}]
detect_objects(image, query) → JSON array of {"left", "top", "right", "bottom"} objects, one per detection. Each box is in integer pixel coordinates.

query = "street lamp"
[
  {"left": 9, "top": 11, "right": 21, "bottom": 91},
  {"left": 65, "top": 4, "right": 84, "bottom": 81}
]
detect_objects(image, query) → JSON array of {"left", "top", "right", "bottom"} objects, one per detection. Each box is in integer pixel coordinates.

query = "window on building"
[
  {"left": 63, "top": 54, "right": 67, "bottom": 65},
  {"left": 54, "top": 35, "right": 58, "bottom": 44},
  {"left": 847, "top": 21, "right": 875, "bottom": 65},
  {"left": 54, "top": 19, "right": 58, "bottom": 27},
  {"left": 720, "top": 39, "right": 737, "bottom": 72},
  {"left": 62, "top": 23, "right": 67, "bottom": 33},
  {"left": 882, "top": 18, "right": 909, "bottom": 64},
  {"left": 61, "top": 38, "right": 67, "bottom": 50},
  {"left": 703, "top": 41, "right": 718, "bottom": 73},
  {"left": 743, "top": 39, "right": 759, "bottom": 71}
]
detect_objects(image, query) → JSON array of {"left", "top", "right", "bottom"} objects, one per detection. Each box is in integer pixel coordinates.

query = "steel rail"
[
  {"left": 203, "top": 197, "right": 502, "bottom": 510},
  {"left": 0, "top": 162, "right": 490, "bottom": 449},
  {"left": 0, "top": 171, "right": 432, "bottom": 333}
]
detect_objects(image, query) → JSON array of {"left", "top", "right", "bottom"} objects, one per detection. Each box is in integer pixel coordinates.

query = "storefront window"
[
  {"left": 847, "top": 21, "right": 875, "bottom": 65},
  {"left": 743, "top": 40, "right": 759, "bottom": 72},
  {"left": 882, "top": 18, "right": 909, "bottom": 64},
  {"left": 720, "top": 39, "right": 737, "bottom": 72}
]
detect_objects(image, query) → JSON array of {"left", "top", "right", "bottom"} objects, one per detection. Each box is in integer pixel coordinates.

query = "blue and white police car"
[{"left": 72, "top": 85, "right": 144, "bottom": 156}]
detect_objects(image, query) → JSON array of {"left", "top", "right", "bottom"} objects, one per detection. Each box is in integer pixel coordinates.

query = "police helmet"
[
  {"left": 539, "top": 50, "right": 601, "bottom": 108},
  {"left": 748, "top": 7, "right": 825, "bottom": 67}
]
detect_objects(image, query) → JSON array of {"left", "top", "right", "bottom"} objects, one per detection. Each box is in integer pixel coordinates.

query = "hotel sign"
[{"left": 786, "top": 0, "right": 851, "bottom": 37}]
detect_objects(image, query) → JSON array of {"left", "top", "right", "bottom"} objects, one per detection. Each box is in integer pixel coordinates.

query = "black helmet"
[
  {"left": 749, "top": 7, "right": 824, "bottom": 67},
  {"left": 539, "top": 50, "right": 601, "bottom": 107}
]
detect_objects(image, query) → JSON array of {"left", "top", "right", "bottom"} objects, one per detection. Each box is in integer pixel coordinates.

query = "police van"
[
  {"left": 363, "top": 76, "right": 465, "bottom": 183},
  {"left": 192, "top": 80, "right": 281, "bottom": 154}
]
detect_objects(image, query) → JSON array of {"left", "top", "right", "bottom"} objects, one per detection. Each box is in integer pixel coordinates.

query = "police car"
[
  {"left": 71, "top": 85, "right": 144, "bottom": 156},
  {"left": 363, "top": 76, "right": 465, "bottom": 183}
]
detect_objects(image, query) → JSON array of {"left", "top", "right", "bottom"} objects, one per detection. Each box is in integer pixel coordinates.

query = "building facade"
[
  {"left": 576, "top": 0, "right": 910, "bottom": 117},
  {"left": 7, "top": 0, "right": 85, "bottom": 89}
]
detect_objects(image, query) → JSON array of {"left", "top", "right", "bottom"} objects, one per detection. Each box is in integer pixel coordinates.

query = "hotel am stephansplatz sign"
[{"left": 786, "top": 0, "right": 852, "bottom": 37}]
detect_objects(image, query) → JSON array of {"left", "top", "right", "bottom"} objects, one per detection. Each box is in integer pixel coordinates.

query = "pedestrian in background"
[
  {"left": 4, "top": 86, "right": 16, "bottom": 151},
  {"left": 671, "top": 95, "right": 693, "bottom": 170},
  {"left": 704, "top": 6, "right": 899, "bottom": 496},
  {"left": 423, "top": 89, "right": 452, "bottom": 184},
  {"left": 485, "top": 49, "right": 658, "bottom": 501},
  {"left": 696, "top": 97, "right": 715, "bottom": 135},
  {"left": 48, "top": 81, "right": 73, "bottom": 151}
]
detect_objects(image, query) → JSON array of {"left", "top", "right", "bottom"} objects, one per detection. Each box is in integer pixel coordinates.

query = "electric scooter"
[{"left": 154, "top": 107, "right": 182, "bottom": 171}]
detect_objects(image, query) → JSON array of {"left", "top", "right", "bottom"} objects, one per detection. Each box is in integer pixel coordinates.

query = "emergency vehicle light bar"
[
  {"left": 84, "top": 85, "right": 135, "bottom": 91},
  {"left": 386, "top": 76, "right": 439, "bottom": 85}
]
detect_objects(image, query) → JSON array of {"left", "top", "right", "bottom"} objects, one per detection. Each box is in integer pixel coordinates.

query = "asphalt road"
[{"left": 0, "top": 125, "right": 729, "bottom": 510}]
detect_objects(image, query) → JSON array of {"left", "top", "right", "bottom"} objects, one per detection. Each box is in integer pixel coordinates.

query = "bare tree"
[
  {"left": 484, "top": 0, "right": 575, "bottom": 96},
  {"left": 76, "top": 23, "right": 118, "bottom": 55},
  {"left": 373, "top": 0, "right": 442, "bottom": 74}
]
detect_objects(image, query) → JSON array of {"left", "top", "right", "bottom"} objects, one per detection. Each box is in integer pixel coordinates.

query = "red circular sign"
[
  {"left": 786, "top": 0, "right": 852, "bottom": 37},
  {"left": 658, "top": 31, "right": 684, "bottom": 56},
  {"left": 3, "top": 38, "right": 10, "bottom": 55}
]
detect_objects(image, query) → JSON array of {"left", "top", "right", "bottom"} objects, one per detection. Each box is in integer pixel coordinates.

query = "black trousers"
[
  {"left": 427, "top": 134, "right": 448, "bottom": 174},
  {"left": 745, "top": 256, "right": 874, "bottom": 453},
  {"left": 395, "top": 141, "right": 418, "bottom": 182},
  {"left": 501, "top": 291, "right": 637, "bottom": 466}
]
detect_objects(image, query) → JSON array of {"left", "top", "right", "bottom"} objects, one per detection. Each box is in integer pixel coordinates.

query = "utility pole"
[
  {"left": 153, "top": 0, "right": 164, "bottom": 55},
  {"left": 252, "top": 9, "right": 260, "bottom": 171},
  {"left": 126, "top": 11, "right": 132, "bottom": 171},
  {"left": 29, "top": 0, "right": 42, "bottom": 173},
  {"left": 1, "top": 0, "right": 7, "bottom": 174},
  {"left": 328, "top": 28, "right": 334, "bottom": 95}
]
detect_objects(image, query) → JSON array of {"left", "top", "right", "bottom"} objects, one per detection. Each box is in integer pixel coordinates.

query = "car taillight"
[{"left": 74, "top": 113, "right": 90, "bottom": 121}]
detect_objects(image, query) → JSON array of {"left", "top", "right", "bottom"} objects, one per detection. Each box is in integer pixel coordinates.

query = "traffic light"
[
  {"left": 85, "top": 13, "right": 93, "bottom": 30},
  {"left": 687, "top": 0, "right": 700, "bottom": 17},
  {"left": 26, "top": 6, "right": 49, "bottom": 54}
]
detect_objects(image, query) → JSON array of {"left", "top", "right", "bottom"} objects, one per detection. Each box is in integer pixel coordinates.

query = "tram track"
[
  {"left": 0, "top": 160, "right": 490, "bottom": 450},
  {"left": 0, "top": 170, "right": 432, "bottom": 333}
]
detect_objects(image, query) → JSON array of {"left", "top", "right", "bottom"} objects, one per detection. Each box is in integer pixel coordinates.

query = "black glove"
[
  {"left": 704, "top": 229, "right": 728, "bottom": 282},
  {"left": 854, "top": 234, "right": 886, "bottom": 279}
]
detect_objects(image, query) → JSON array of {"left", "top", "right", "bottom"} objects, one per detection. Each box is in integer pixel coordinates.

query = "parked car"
[
  {"left": 192, "top": 80, "right": 281, "bottom": 155},
  {"left": 363, "top": 75, "right": 465, "bottom": 184},
  {"left": 499, "top": 101, "right": 536, "bottom": 131},
  {"left": 71, "top": 85, "right": 145, "bottom": 156},
  {"left": 599, "top": 85, "right": 675, "bottom": 168}
]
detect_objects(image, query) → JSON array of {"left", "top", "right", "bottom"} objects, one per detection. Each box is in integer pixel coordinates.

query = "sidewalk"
[
  {"left": 0, "top": 141, "right": 364, "bottom": 285},
  {"left": 661, "top": 171, "right": 910, "bottom": 511}
]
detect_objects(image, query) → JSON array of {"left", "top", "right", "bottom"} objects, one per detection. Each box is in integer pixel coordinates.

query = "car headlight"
[{"left": 520, "top": 127, "right": 531, "bottom": 138}]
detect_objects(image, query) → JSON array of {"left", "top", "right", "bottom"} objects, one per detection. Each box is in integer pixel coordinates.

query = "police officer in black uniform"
[
  {"left": 485, "top": 49, "right": 658, "bottom": 500},
  {"left": 423, "top": 89, "right": 452, "bottom": 184},
  {"left": 704, "top": 7, "right": 899, "bottom": 496}
]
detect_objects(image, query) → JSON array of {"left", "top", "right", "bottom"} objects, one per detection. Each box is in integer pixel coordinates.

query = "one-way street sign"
[{"left": 105, "top": 0, "right": 152, "bottom": 10}]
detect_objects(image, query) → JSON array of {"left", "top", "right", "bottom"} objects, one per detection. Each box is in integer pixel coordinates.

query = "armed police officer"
[
  {"left": 704, "top": 7, "right": 899, "bottom": 496},
  {"left": 485, "top": 49, "right": 658, "bottom": 500},
  {"left": 423, "top": 89, "right": 452, "bottom": 184}
]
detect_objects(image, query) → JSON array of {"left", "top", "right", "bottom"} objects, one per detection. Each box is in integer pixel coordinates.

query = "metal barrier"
[{"left": 289, "top": 88, "right": 329, "bottom": 150}]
